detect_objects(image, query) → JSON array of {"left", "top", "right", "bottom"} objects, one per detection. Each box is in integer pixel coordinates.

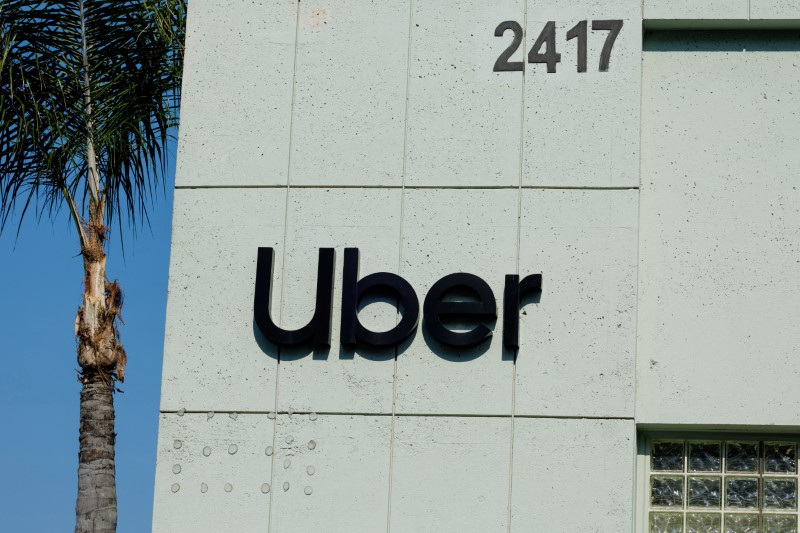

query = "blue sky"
[{"left": 0, "top": 161, "right": 175, "bottom": 532}]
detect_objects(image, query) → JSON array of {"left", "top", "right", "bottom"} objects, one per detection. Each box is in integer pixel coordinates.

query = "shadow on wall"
[
  {"left": 644, "top": 30, "right": 800, "bottom": 52},
  {"left": 252, "top": 289, "right": 541, "bottom": 363}
]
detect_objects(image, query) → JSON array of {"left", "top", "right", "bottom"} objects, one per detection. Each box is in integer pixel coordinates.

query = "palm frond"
[{"left": 0, "top": 0, "right": 185, "bottom": 235}]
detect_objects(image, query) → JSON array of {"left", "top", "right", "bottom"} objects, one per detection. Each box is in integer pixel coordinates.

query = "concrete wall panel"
[
  {"left": 404, "top": 0, "right": 524, "bottom": 187},
  {"left": 389, "top": 416, "right": 511, "bottom": 532},
  {"left": 277, "top": 188, "right": 402, "bottom": 414},
  {"left": 515, "top": 189, "right": 638, "bottom": 418},
  {"left": 153, "top": 413, "right": 274, "bottom": 533},
  {"left": 751, "top": 0, "right": 800, "bottom": 19},
  {"left": 290, "top": 0, "right": 410, "bottom": 186},
  {"left": 510, "top": 418, "right": 635, "bottom": 532},
  {"left": 394, "top": 189, "right": 518, "bottom": 416},
  {"left": 644, "top": 0, "right": 748, "bottom": 20},
  {"left": 175, "top": 0, "right": 297, "bottom": 187},
  {"left": 638, "top": 40, "right": 800, "bottom": 425},
  {"left": 160, "top": 189, "right": 286, "bottom": 412},
  {"left": 523, "top": 0, "right": 642, "bottom": 187},
  {"left": 270, "top": 414, "right": 391, "bottom": 532}
]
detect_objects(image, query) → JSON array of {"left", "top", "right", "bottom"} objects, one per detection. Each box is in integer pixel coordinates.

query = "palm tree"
[{"left": 0, "top": 1, "right": 185, "bottom": 531}]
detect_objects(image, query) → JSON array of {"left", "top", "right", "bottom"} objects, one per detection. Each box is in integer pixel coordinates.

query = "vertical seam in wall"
[
  {"left": 279, "top": 2, "right": 302, "bottom": 322},
  {"left": 387, "top": 1, "right": 415, "bottom": 531},
  {"left": 269, "top": 2, "right": 301, "bottom": 531},
  {"left": 632, "top": 11, "right": 645, "bottom": 533},
  {"left": 507, "top": 1, "right": 528, "bottom": 530}
]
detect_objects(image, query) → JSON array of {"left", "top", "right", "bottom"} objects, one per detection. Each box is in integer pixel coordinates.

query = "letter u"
[{"left": 253, "top": 248, "right": 335, "bottom": 347}]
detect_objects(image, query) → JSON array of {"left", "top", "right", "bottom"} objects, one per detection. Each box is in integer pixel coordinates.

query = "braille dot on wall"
[
  {"left": 267, "top": 411, "right": 276, "bottom": 420},
  {"left": 207, "top": 411, "right": 214, "bottom": 420},
  {"left": 171, "top": 483, "right": 180, "bottom": 493},
  {"left": 307, "top": 440, "right": 316, "bottom": 450},
  {"left": 229, "top": 412, "right": 238, "bottom": 421},
  {"left": 265, "top": 446, "right": 274, "bottom": 456},
  {"left": 228, "top": 444, "right": 238, "bottom": 455},
  {"left": 172, "top": 464, "right": 181, "bottom": 474},
  {"left": 261, "top": 483, "right": 270, "bottom": 494},
  {"left": 304, "top": 486, "right": 313, "bottom": 496},
  {"left": 283, "top": 482, "right": 290, "bottom": 492},
  {"left": 203, "top": 446, "right": 211, "bottom": 457},
  {"left": 224, "top": 483, "right": 233, "bottom": 493},
  {"left": 173, "top": 440, "right": 182, "bottom": 450},
  {"left": 309, "top": 412, "right": 318, "bottom": 421},
  {"left": 284, "top": 459, "right": 291, "bottom": 469},
  {"left": 306, "top": 465, "right": 315, "bottom": 476},
  {"left": 200, "top": 483, "right": 208, "bottom": 494},
  {"left": 285, "top": 435, "right": 294, "bottom": 444},
  {"left": 177, "top": 408, "right": 186, "bottom": 417}
]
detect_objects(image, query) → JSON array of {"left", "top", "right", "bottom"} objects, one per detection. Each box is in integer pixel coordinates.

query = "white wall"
[
  {"left": 645, "top": 0, "right": 800, "bottom": 20},
  {"left": 155, "top": 1, "right": 800, "bottom": 531},
  {"left": 637, "top": 31, "right": 800, "bottom": 427}
]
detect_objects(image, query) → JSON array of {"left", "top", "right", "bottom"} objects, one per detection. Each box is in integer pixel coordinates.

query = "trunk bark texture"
[
  {"left": 75, "top": 379, "right": 117, "bottom": 533},
  {"left": 74, "top": 4, "right": 124, "bottom": 531},
  {"left": 74, "top": 198, "right": 125, "bottom": 533}
]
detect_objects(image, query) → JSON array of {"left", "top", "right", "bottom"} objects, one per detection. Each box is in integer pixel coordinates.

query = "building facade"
[{"left": 153, "top": 1, "right": 800, "bottom": 531}]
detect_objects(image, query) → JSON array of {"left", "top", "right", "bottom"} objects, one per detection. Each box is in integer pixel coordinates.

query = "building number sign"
[{"left": 494, "top": 20, "right": 623, "bottom": 73}]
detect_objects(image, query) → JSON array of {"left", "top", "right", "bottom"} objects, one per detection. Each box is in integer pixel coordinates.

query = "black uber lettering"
[
  {"left": 253, "top": 247, "right": 335, "bottom": 347},
  {"left": 502, "top": 273, "right": 543, "bottom": 350},
  {"left": 340, "top": 248, "right": 420, "bottom": 348},
  {"left": 253, "top": 248, "right": 541, "bottom": 352},
  {"left": 423, "top": 273, "right": 496, "bottom": 348}
]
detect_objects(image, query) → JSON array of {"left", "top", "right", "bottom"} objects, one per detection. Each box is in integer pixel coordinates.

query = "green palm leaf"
[{"left": 0, "top": 0, "right": 185, "bottom": 235}]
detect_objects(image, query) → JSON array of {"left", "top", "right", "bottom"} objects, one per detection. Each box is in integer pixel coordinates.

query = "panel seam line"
[
  {"left": 159, "top": 410, "right": 635, "bottom": 420},
  {"left": 632, "top": 8, "right": 645, "bottom": 532},
  {"left": 269, "top": 2, "right": 301, "bottom": 531},
  {"left": 507, "top": 0, "right": 528, "bottom": 529},
  {"left": 175, "top": 184, "right": 640, "bottom": 190},
  {"left": 387, "top": 2, "right": 415, "bottom": 530}
]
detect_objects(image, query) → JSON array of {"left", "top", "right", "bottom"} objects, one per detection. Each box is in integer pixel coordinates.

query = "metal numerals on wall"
[
  {"left": 254, "top": 248, "right": 542, "bottom": 352},
  {"left": 494, "top": 20, "right": 623, "bottom": 73}
]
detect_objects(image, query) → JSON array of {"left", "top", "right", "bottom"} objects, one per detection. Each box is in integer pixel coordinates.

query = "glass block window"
[{"left": 647, "top": 437, "right": 800, "bottom": 533}]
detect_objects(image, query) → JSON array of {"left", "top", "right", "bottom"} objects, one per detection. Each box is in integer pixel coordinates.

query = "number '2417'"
[{"left": 494, "top": 20, "right": 623, "bottom": 73}]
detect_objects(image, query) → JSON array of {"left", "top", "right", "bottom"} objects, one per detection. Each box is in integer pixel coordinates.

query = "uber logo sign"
[{"left": 254, "top": 248, "right": 542, "bottom": 352}]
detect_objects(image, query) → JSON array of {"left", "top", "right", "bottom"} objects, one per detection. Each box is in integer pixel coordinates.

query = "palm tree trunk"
[
  {"left": 74, "top": 197, "right": 125, "bottom": 533},
  {"left": 73, "top": 3, "right": 123, "bottom": 530},
  {"left": 75, "top": 379, "right": 117, "bottom": 533}
]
